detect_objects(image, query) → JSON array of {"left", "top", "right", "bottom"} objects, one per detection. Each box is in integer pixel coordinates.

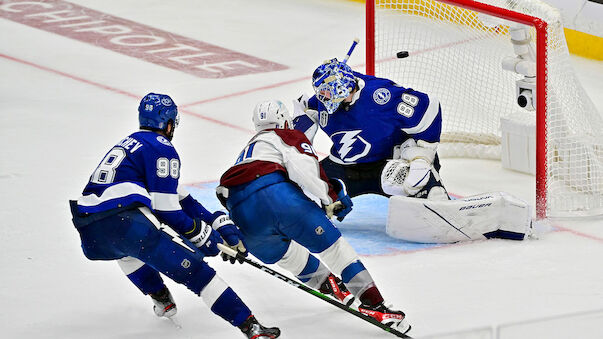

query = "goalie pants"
[{"left": 69, "top": 201, "right": 251, "bottom": 327}]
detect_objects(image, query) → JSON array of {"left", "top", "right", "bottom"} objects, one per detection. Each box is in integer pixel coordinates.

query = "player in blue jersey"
[
  {"left": 217, "top": 100, "right": 411, "bottom": 334},
  {"left": 69, "top": 93, "right": 279, "bottom": 339},
  {"left": 293, "top": 58, "right": 449, "bottom": 201}
]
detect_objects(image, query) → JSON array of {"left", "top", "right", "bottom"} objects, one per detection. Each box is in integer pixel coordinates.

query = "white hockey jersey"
[{"left": 220, "top": 129, "right": 338, "bottom": 206}]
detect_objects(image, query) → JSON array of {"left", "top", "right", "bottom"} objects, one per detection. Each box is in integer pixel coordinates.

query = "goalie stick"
[
  {"left": 343, "top": 38, "right": 360, "bottom": 64},
  {"left": 217, "top": 243, "right": 412, "bottom": 338}
]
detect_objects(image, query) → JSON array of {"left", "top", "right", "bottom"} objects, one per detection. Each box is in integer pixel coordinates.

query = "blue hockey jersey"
[
  {"left": 76, "top": 130, "right": 211, "bottom": 234},
  {"left": 294, "top": 72, "right": 442, "bottom": 164}
]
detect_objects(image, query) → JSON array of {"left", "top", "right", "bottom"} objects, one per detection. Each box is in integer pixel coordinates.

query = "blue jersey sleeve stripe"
[
  {"left": 78, "top": 182, "right": 150, "bottom": 207},
  {"left": 402, "top": 97, "right": 441, "bottom": 135},
  {"left": 78, "top": 195, "right": 151, "bottom": 214},
  {"left": 150, "top": 192, "right": 181, "bottom": 211}
]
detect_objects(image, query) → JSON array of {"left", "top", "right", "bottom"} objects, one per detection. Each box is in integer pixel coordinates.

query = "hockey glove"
[
  {"left": 292, "top": 93, "right": 310, "bottom": 118},
  {"left": 187, "top": 219, "right": 222, "bottom": 257},
  {"left": 403, "top": 159, "right": 432, "bottom": 196},
  {"left": 327, "top": 178, "right": 353, "bottom": 222},
  {"left": 212, "top": 212, "right": 247, "bottom": 264},
  {"left": 399, "top": 139, "right": 438, "bottom": 197}
]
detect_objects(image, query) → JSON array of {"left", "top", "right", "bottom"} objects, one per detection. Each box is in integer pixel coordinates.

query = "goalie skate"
[
  {"left": 358, "top": 303, "right": 411, "bottom": 334},
  {"left": 239, "top": 315, "right": 281, "bottom": 339},
  {"left": 319, "top": 274, "right": 356, "bottom": 307},
  {"left": 150, "top": 286, "right": 177, "bottom": 318}
]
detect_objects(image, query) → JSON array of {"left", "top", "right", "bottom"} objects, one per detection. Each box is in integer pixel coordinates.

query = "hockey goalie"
[{"left": 293, "top": 41, "right": 533, "bottom": 244}]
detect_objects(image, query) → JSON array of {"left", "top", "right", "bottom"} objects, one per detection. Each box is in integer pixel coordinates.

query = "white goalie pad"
[{"left": 387, "top": 192, "right": 532, "bottom": 243}]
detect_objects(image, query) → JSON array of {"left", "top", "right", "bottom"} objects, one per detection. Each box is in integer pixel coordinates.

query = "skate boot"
[
  {"left": 150, "top": 286, "right": 177, "bottom": 318},
  {"left": 358, "top": 302, "right": 411, "bottom": 334},
  {"left": 239, "top": 315, "right": 280, "bottom": 339},
  {"left": 319, "top": 274, "right": 356, "bottom": 307}
]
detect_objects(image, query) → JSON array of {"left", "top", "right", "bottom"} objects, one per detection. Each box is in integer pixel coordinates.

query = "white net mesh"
[{"left": 372, "top": 0, "right": 603, "bottom": 217}]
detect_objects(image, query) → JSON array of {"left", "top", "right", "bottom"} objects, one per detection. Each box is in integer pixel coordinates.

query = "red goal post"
[{"left": 366, "top": 0, "right": 603, "bottom": 218}]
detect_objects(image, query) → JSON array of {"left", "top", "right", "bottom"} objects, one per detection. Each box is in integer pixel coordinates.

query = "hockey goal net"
[{"left": 366, "top": 0, "right": 603, "bottom": 218}]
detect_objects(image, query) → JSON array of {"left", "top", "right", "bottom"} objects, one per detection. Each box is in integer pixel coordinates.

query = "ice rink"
[{"left": 1, "top": 0, "right": 603, "bottom": 338}]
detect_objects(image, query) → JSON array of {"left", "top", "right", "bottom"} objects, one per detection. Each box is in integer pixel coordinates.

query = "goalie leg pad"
[{"left": 387, "top": 192, "right": 532, "bottom": 243}]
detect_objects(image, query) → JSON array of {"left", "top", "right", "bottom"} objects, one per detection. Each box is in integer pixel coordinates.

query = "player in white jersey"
[
  {"left": 217, "top": 100, "right": 411, "bottom": 334},
  {"left": 69, "top": 93, "right": 279, "bottom": 338}
]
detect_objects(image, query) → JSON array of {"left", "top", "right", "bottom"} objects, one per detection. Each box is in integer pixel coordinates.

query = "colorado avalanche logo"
[
  {"left": 331, "top": 130, "right": 372, "bottom": 163},
  {"left": 319, "top": 111, "right": 329, "bottom": 127},
  {"left": 373, "top": 88, "right": 391, "bottom": 105},
  {"left": 161, "top": 97, "right": 173, "bottom": 106}
]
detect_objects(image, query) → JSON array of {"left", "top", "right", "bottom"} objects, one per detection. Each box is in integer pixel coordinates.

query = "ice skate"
[
  {"left": 239, "top": 315, "right": 280, "bottom": 338},
  {"left": 319, "top": 274, "right": 356, "bottom": 307},
  {"left": 150, "top": 286, "right": 177, "bottom": 318},
  {"left": 358, "top": 302, "right": 411, "bottom": 333}
]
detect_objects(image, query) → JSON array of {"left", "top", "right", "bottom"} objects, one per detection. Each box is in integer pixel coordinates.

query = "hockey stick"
[
  {"left": 342, "top": 38, "right": 360, "bottom": 64},
  {"left": 217, "top": 243, "right": 412, "bottom": 338}
]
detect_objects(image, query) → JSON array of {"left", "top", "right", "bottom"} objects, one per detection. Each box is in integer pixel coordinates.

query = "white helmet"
[{"left": 252, "top": 100, "right": 291, "bottom": 132}]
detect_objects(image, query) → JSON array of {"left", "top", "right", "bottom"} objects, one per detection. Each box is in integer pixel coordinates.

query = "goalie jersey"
[
  {"left": 220, "top": 129, "right": 338, "bottom": 207},
  {"left": 75, "top": 130, "right": 213, "bottom": 234},
  {"left": 294, "top": 72, "right": 442, "bottom": 164}
]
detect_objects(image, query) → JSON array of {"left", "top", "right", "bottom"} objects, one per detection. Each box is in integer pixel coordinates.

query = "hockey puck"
[{"left": 396, "top": 51, "right": 409, "bottom": 58}]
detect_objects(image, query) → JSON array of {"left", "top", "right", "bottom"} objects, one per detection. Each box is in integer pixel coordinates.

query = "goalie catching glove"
[
  {"left": 211, "top": 212, "right": 247, "bottom": 264},
  {"left": 382, "top": 139, "right": 448, "bottom": 200},
  {"left": 325, "top": 178, "right": 353, "bottom": 221}
]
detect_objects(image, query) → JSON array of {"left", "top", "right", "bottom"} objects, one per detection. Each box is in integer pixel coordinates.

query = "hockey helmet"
[
  {"left": 252, "top": 100, "right": 291, "bottom": 132},
  {"left": 312, "top": 58, "right": 356, "bottom": 114},
  {"left": 138, "top": 93, "right": 179, "bottom": 130}
]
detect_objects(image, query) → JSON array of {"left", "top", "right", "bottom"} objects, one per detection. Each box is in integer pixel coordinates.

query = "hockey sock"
[
  {"left": 210, "top": 287, "right": 252, "bottom": 327},
  {"left": 296, "top": 254, "right": 330, "bottom": 289},
  {"left": 126, "top": 264, "right": 165, "bottom": 295},
  {"left": 359, "top": 286, "right": 384, "bottom": 307}
]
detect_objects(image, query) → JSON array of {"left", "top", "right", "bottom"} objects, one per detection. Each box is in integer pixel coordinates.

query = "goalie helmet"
[
  {"left": 312, "top": 58, "right": 356, "bottom": 114},
  {"left": 252, "top": 100, "right": 291, "bottom": 132},
  {"left": 138, "top": 93, "right": 179, "bottom": 130}
]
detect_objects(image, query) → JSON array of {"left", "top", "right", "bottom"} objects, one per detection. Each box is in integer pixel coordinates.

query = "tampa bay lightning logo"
[
  {"left": 157, "top": 136, "right": 172, "bottom": 146},
  {"left": 161, "top": 97, "right": 173, "bottom": 106},
  {"left": 373, "top": 88, "right": 391, "bottom": 105},
  {"left": 331, "top": 130, "right": 372, "bottom": 162}
]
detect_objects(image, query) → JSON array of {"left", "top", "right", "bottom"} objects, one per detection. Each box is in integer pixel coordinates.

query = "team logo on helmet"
[
  {"left": 373, "top": 88, "right": 391, "bottom": 105},
  {"left": 161, "top": 97, "right": 173, "bottom": 106}
]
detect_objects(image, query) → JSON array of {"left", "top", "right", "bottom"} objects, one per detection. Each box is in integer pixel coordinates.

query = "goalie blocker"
[{"left": 387, "top": 192, "right": 532, "bottom": 243}]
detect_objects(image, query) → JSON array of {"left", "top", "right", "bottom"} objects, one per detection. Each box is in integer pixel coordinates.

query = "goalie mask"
[
  {"left": 252, "top": 100, "right": 292, "bottom": 132},
  {"left": 312, "top": 58, "right": 356, "bottom": 114}
]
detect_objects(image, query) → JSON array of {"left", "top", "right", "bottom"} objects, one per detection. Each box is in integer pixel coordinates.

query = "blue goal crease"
[{"left": 185, "top": 182, "right": 441, "bottom": 256}]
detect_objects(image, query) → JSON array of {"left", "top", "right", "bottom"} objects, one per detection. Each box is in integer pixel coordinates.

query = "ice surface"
[{"left": 1, "top": 0, "right": 602, "bottom": 338}]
